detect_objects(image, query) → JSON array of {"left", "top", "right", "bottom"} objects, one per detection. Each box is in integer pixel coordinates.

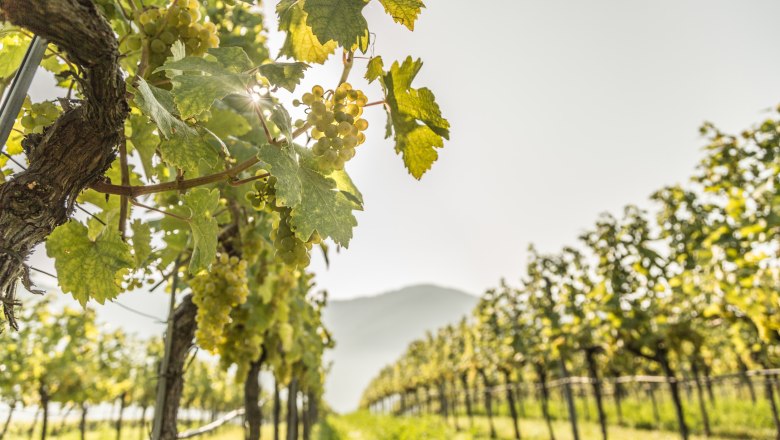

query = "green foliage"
[
  {"left": 369, "top": 56, "right": 450, "bottom": 178},
  {"left": 379, "top": 0, "right": 425, "bottom": 30},
  {"left": 45, "top": 221, "right": 133, "bottom": 306},
  {"left": 257, "top": 61, "right": 310, "bottom": 92},
  {"left": 1, "top": 0, "right": 448, "bottom": 428},
  {"left": 180, "top": 187, "right": 221, "bottom": 273},
  {"left": 303, "top": 0, "right": 369, "bottom": 49}
]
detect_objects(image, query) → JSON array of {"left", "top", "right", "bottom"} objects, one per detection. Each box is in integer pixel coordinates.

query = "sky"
[{"left": 13, "top": 0, "right": 780, "bottom": 408}]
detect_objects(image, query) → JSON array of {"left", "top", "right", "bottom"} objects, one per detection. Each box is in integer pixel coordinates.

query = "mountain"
[{"left": 321, "top": 284, "right": 478, "bottom": 413}]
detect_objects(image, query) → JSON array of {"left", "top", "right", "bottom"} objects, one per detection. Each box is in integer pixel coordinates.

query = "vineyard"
[
  {"left": 359, "top": 110, "right": 780, "bottom": 440},
  {"left": 1, "top": 1, "right": 778, "bottom": 440},
  {"left": 0, "top": 0, "right": 446, "bottom": 439}
]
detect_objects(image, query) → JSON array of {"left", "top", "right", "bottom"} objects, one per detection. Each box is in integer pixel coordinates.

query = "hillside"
[{"left": 321, "top": 284, "right": 478, "bottom": 413}]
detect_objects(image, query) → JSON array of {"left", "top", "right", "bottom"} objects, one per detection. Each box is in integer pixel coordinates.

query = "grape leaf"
[
  {"left": 133, "top": 78, "right": 196, "bottom": 139},
  {"left": 156, "top": 55, "right": 252, "bottom": 119},
  {"left": 277, "top": 0, "right": 337, "bottom": 64},
  {"left": 329, "top": 168, "right": 364, "bottom": 208},
  {"left": 46, "top": 221, "right": 133, "bottom": 306},
  {"left": 258, "top": 146, "right": 360, "bottom": 246},
  {"left": 378, "top": 56, "right": 450, "bottom": 179},
  {"left": 290, "top": 157, "right": 359, "bottom": 247},
  {"left": 303, "top": 0, "right": 369, "bottom": 49},
  {"left": 126, "top": 114, "right": 159, "bottom": 178},
  {"left": 208, "top": 47, "right": 254, "bottom": 72},
  {"left": 257, "top": 62, "right": 310, "bottom": 92},
  {"left": 365, "top": 56, "right": 384, "bottom": 83},
  {"left": 204, "top": 107, "right": 251, "bottom": 139},
  {"left": 379, "top": 0, "right": 425, "bottom": 30},
  {"left": 159, "top": 132, "right": 221, "bottom": 174},
  {"left": 0, "top": 34, "right": 28, "bottom": 78},
  {"left": 181, "top": 188, "right": 221, "bottom": 274},
  {"left": 131, "top": 220, "right": 152, "bottom": 268},
  {"left": 258, "top": 144, "right": 302, "bottom": 207}
]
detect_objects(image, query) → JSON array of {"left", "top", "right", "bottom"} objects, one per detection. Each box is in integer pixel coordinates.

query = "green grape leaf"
[
  {"left": 181, "top": 188, "right": 221, "bottom": 274},
  {"left": 131, "top": 220, "right": 152, "bottom": 268},
  {"left": 291, "top": 159, "right": 359, "bottom": 247},
  {"left": 156, "top": 56, "right": 252, "bottom": 119},
  {"left": 329, "top": 168, "right": 364, "bottom": 208},
  {"left": 0, "top": 34, "right": 28, "bottom": 78},
  {"left": 379, "top": 56, "right": 450, "bottom": 179},
  {"left": 257, "top": 62, "right": 310, "bottom": 92},
  {"left": 46, "top": 221, "right": 133, "bottom": 306},
  {"left": 379, "top": 0, "right": 425, "bottom": 30},
  {"left": 204, "top": 107, "right": 251, "bottom": 139},
  {"left": 171, "top": 40, "right": 187, "bottom": 61},
  {"left": 126, "top": 114, "right": 159, "bottom": 178},
  {"left": 208, "top": 47, "right": 254, "bottom": 72},
  {"left": 365, "top": 56, "right": 384, "bottom": 83},
  {"left": 303, "top": 0, "right": 369, "bottom": 49},
  {"left": 159, "top": 132, "right": 220, "bottom": 174},
  {"left": 133, "top": 78, "right": 196, "bottom": 139},
  {"left": 258, "top": 144, "right": 302, "bottom": 207},
  {"left": 277, "top": 0, "right": 337, "bottom": 64}
]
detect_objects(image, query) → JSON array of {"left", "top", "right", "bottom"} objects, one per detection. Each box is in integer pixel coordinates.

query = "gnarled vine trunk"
[
  {"left": 0, "top": 0, "right": 128, "bottom": 328},
  {"left": 154, "top": 295, "right": 198, "bottom": 440},
  {"left": 585, "top": 349, "right": 607, "bottom": 440},
  {"left": 244, "top": 357, "right": 264, "bottom": 440}
]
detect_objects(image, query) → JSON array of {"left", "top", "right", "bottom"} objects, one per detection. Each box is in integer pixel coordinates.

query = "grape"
[
  {"left": 324, "top": 125, "right": 338, "bottom": 138},
  {"left": 311, "top": 101, "right": 326, "bottom": 115},
  {"left": 126, "top": 35, "right": 143, "bottom": 51},
  {"left": 150, "top": 39, "right": 167, "bottom": 53},
  {"left": 355, "top": 118, "right": 369, "bottom": 131},
  {"left": 338, "top": 121, "right": 352, "bottom": 135},
  {"left": 343, "top": 135, "right": 358, "bottom": 149},
  {"left": 143, "top": 22, "right": 158, "bottom": 36},
  {"left": 160, "top": 31, "right": 176, "bottom": 45},
  {"left": 191, "top": 253, "right": 250, "bottom": 353}
]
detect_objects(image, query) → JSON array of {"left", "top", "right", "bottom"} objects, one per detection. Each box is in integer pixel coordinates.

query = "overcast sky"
[{"left": 16, "top": 0, "right": 780, "bottom": 405}]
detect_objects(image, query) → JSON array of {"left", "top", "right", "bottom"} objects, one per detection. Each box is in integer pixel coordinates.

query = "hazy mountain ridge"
[{"left": 322, "top": 284, "right": 478, "bottom": 413}]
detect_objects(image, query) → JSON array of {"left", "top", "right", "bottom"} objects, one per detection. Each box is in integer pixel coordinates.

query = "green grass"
[
  {"left": 2, "top": 420, "right": 244, "bottom": 440},
  {"left": 478, "top": 387, "right": 777, "bottom": 439},
  {"left": 315, "top": 412, "right": 759, "bottom": 440}
]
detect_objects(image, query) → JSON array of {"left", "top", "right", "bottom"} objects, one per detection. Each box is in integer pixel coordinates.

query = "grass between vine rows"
[{"left": 315, "top": 412, "right": 764, "bottom": 440}]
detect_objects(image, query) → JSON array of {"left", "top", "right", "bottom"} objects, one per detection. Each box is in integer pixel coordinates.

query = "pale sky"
[{"left": 18, "top": 0, "right": 780, "bottom": 368}]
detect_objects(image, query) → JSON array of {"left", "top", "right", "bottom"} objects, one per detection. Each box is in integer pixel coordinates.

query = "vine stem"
[
  {"left": 118, "top": 135, "right": 130, "bottom": 239},
  {"left": 338, "top": 50, "right": 355, "bottom": 86}
]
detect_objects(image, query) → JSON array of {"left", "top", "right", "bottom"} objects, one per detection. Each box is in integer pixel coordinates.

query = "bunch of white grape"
[
  {"left": 244, "top": 169, "right": 276, "bottom": 212},
  {"left": 293, "top": 83, "right": 369, "bottom": 173},
  {"left": 217, "top": 302, "right": 264, "bottom": 379},
  {"left": 271, "top": 209, "right": 311, "bottom": 269},
  {"left": 126, "top": 0, "right": 219, "bottom": 75},
  {"left": 190, "top": 253, "right": 249, "bottom": 352}
]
